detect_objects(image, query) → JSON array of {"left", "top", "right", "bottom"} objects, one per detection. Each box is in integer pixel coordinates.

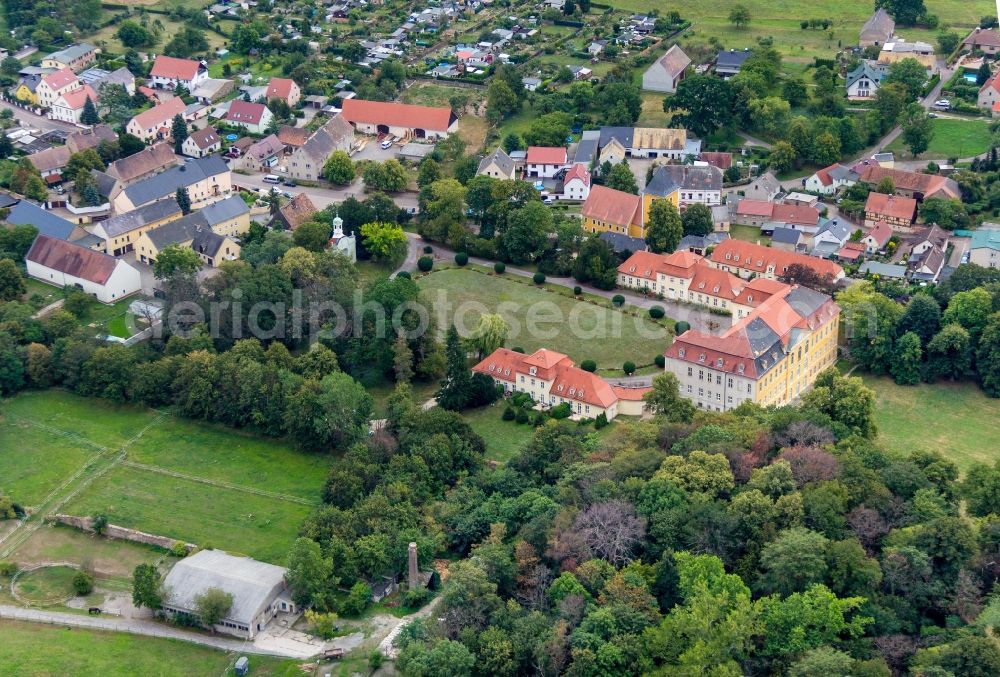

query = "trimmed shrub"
[
  {"left": 417, "top": 256, "right": 433, "bottom": 272},
  {"left": 422, "top": 245, "right": 433, "bottom": 254},
  {"left": 455, "top": 252, "right": 469, "bottom": 266},
  {"left": 73, "top": 570, "right": 94, "bottom": 596},
  {"left": 502, "top": 406, "right": 516, "bottom": 421},
  {"left": 531, "top": 411, "right": 546, "bottom": 427},
  {"left": 612, "top": 294, "right": 625, "bottom": 307},
  {"left": 573, "top": 285, "right": 582, "bottom": 296},
  {"left": 649, "top": 306, "right": 665, "bottom": 319},
  {"left": 515, "top": 409, "right": 529, "bottom": 424},
  {"left": 580, "top": 359, "right": 597, "bottom": 372},
  {"left": 674, "top": 320, "right": 691, "bottom": 334},
  {"left": 170, "top": 542, "right": 188, "bottom": 558},
  {"left": 494, "top": 261, "right": 506, "bottom": 274},
  {"left": 551, "top": 402, "right": 572, "bottom": 419},
  {"left": 396, "top": 270, "right": 411, "bottom": 279},
  {"left": 655, "top": 354, "right": 665, "bottom": 368},
  {"left": 594, "top": 413, "right": 609, "bottom": 429},
  {"left": 533, "top": 272, "right": 546, "bottom": 284},
  {"left": 512, "top": 346, "right": 525, "bottom": 353},
  {"left": 623, "top": 361, "right": 636, "bottom": 375}
]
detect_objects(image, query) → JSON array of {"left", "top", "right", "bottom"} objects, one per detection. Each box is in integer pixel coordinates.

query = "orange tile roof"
[
  {"left": 341, "top": 98, "right": 456, "bottom": 132},
  {"left": 225, "top": 100, "right": 269, "bottom": 125},
  {"left": 563, "top": 163, "right": 590, "bottom": 186},
  {"left": 150, "top": 55, "right": 201, "bottom": 81},
  {"left": 472, "top": 347, "right": 524, "bottom": 383},
  {"left": 858, "top": 166, "right": 959, "bottom": 200},
  {"left": 59, "top": 84, "right": 98, "bottom": 110},
  {"left": 771, "top": 203, "right": 819, "bottom": 226},
  {"left": 526, "top": 146, "right": 568, "bottom": 165},
  {"left": 735, "top": 199, "right": 774, "bottom": 217},
  {"left": 131, "top": 97, "right": 186, "bottom": 131},
  {"left": 699, "top": 152, "right": 732, "bottom": 170},
  {"left": 710, "top": 239, "right": 844, "bottom": 280},
  {"left": 865, "top": 192, "right": 916, "bottom": 222},
  {"left": 688, "top": 263, "right": 742, "bottom": 301},
  {"left": 611, "top": 385, "right": 651, "bottom": 401},
  {"left": 582, "top": 185, "right": 641, "bottom": 228},
  {"left": 866, "top": 221, "right": 893, "bottom": 246},
  {"left": 550, "top": 363, "right": 617, "bottom": 408},
  {"left": 472, "top": 348, "right": 619, "bottom": 409}
]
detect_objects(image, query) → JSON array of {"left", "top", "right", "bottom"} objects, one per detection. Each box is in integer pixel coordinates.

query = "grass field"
[
  {"left": 14, "top": 566, "right": 78, "bottom": 605},
  {"left": 728, "top": 224, "right": 770, "bottom": 245},
  {"left": 0, "top": 620, "right": 299, "bottom": 677},
  {"left": 1, "top": 390, "right": 328, "bottom": 564},
  {"left": 463, "top": 404, "right": 537, "bottom": 462},
  {"left": 11, "top": 525, "right": 167, "bottom": 580},
  {"left": 886, "top": 118, "right": 993, "bottom": 160},
  {"left": 416, "top": 268, "right": 671, "bottom": 368},
  {"left": 862, "top": 375, "right": 1000, "bottom": 469}
]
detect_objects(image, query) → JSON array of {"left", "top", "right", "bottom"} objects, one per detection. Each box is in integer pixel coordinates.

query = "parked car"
[
  {"left": 380, "top": 138, "right": 394, "bottom": 149},
  {"left": 933, "top": 99, "right": 950, "bottom": 110},
  {"left": 282, "top": 179, "right": 297, "bottom": 187}
]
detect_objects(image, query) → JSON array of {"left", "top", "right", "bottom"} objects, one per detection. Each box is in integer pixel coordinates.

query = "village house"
[
  {"left": 36, "top": 68, "right": 81, "bottom": 109},
  {"left": 644, "top": 164, "right": 723, "bottom": 211},
  {"left": 525, "top": 146, "right": 569, "bottom": 178},
  {"left": 805, "top": 164, "right": 858, "bottom": 194},
  {"left": 135, "top": 195, "right": 249, "bottom": 266},
  {"left": 964, "top": 27, "right": 1000, "bottom": 55},
  {"left": 582, "top": 185, "right": 643, "bottom": 239},
  {"left": 50, "top": 84, "right": 98, "bottom": 124},
  {"left": 864, "top": 192, "right": 917, "bottom": 228},
  {"left": 561, "top": 164, "right": 591, "bottom": 201},
  {"left": 66, "top": 124, "right": 118, "bottom": 154},
  {"left": 857, "top": 165, "right": 960, "bottom": 201},
  {"left": 641, "top": 44, "right": 690, "bottom": 93},
  {"left": 265, "top": 77, "right": 301, "bottom": 107},
  {"left": 969, "top": 226, "right": 1000, "bottom": 268},
  {"left": 978, "top": 72, "right": 1000, "bottom": 110},
  {"left": 341, "top": 98, "right": 457, "bottom": 139},
  {"left": 222, "top": 100, "right": 275, "bottom": 135},
  {"left": 846, "top": 62, "right": 884, "bottom": 99},
  {"left": 730, "top": 199, "right": 821, "bottom": 234},
  {"left": 27, "top": 146, "right": 72, "bottom": 182},
  {"left": 182, "top": 127, "right": 223, "bottom": 158},
  {"left": 277, "top": 126, "right": 310, "bottom": 153},
  {"left": 272, "top": 193, "right": 317, "bottom": 231},
  {"left": 232, "top": 135, "right": 285, "bottom": 172},
  {"left": 862, "top": 221, "right": 894, "bottom": 254},
  {"left": 26, "top": 234, "right": 141, "bottom": 304},
  {"left": 810, "top": 219, "right": 853, "bottom": 258},
  {"left": 41, "top": 43, "right": 97, "bottom": 72},
  {"left": 112, "top": 156, "right": 232, "bottom": 213},
  {"left": 149, "top": 55, "right": 208, "bottom": 91},
  {"left": 7, "top": 201, "right": 83, "bottom": 240},
  {"left": 105, "top": 143, "right": 182, "bottom": 188},
  {"left": 715, "top": 49, "right": 751, "bottom": 78},
  {"left": 126, "top": 97, "right": 188, "bottom": 143},
  {"left": 88, "top": 199, "right": 183, "bottom": 256},
  {"left": 13, "top": 72, "right": 44, "bottom": 105},
  {"left": 739, "top": 172, "right": 781, "bottom": 201},
  {"left": 599, "top": 126, "right": 701, "bottom": 160},
  {"left": 709, "top": 239, "right": 845, "bottom": 281},
  {"left": 699, "top": 152, "right": 733, "bottom": 172},
  {"left": 473, "top": 348, "right": 643, "bottom": 420},
  {"left": 286, "top": 115, "right": 355, "bottom": 182},
  {"left": 664, "top": 285, "right": 839, "bottom": 411},
  {"left": 860, "top": 9, "right": 895, "bottom": 47},
  {"left": 79, "top": 66, "right": 136, "bottom": 96},
  {"left": 161, "top": 550, "right": 295, "bottom": 639},
  {"left": 476, "top": 148, "right": 516, "bottom": 180}
]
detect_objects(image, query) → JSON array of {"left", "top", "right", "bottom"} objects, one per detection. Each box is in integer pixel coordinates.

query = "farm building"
[
  {"left": 341, "top": 99, "right": 457, "bottom": 139},
  {"left": 161, "top": 550, "right": 296, "bottom": 639},
  {"left": 642, "top": 44, "right": 690, "bottom": 93},
  {"left": 26, "top": 234, "right": 141, "bottom": 304}
]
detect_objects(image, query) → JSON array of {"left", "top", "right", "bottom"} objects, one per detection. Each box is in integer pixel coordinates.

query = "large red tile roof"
[
  {"left": 472, "top": 348, "right": 619, "bottom": 409},
  {"left": 225, "top": 100, "right": 269, "bottom": 125},
  {"left": 710, "top": 239, "right": 844, "bottom": 280},
  {"left": 42, "top": 68, "right": 79, "bottom": 91},
  {"left": 341, "top": 98, "right": 456, "bottom": 132},
  {"left": 858, "top": 165, "right": 959, "bottom": 199},
  {"left": 131, "top": 97, "right": 186, "bottom": 131},
  {"left": 58, "top": 85, "right": 98, "bottom": 110},
  {"left": 864, "top": 192, "right": 916, "bottom": 221},
  {"left": 150, "top": 55, "right": 201, "bottom": 81},
  {"left": 526, "top": 146, "right": 568, "bottom": 165},
  {"left": 27, "top": 234, "right": 118, "bottom": 284},
  {"left": 266, "top": 77, "right": 296, "bottom": 99},
  {"left": 582, "top": 185, "right": 641, "bottom": 228}
]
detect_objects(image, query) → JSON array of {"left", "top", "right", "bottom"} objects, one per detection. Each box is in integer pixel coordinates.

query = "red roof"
[
  {"left": 865, "top": 221, "right": 893, "bottom": 246},
  {"left": 526, "top": 146, "right": 568, "bottom": 165},
  {"left": 710, "top": 239, "right": 844, "bottom": 280},
  {"left": 225, "top": 100, "right": 269, "bottom": 126},
  {"left": 58, "top": 85, "right": 98, "bottom": 110},
  {"left": 582, "top": 185, "right": 641, "bottom": 228},
  {"left": 473, "top": 348, "right": 618, "bottom": 409},
  {"left": 735, "top": 199, "right": 774, "bottom": 217},
  {"left": 563, "top": 164, "right": 590, "bottom": 186},
  {"left": 42, "top": 68, "right": 79, "bottom": 91},
  {"left": 611, "top": 386, "right": 651, "bottom": 401},
  {"left": 837, "top": 246, "right": 863, "bottom": 261},
  {"left": 130, "top": 97, "right": 186, "bottom": 131},
  {"left": 150, "top": 55, "right": 201, "bottom": 81},
  {"left": 771, "top": 203, "right": 819, "bottom": 227},
  {"left": 813, "top": 164, "right": 838, "bottom": 187},
  {"left": 699, "top": 152, "right": 733, "bottom": 170},
  {"left": 865, "top": 192, "right": 916, "bottom": 222},
  {"left": 341, "top": 98, "right": 456, "bottom": 132},
  {"left": 266, "top": 77, "right": 296, "bottom": 100},
  {"left": 27, "top": 235, "right": 118, "bottom": 285}
]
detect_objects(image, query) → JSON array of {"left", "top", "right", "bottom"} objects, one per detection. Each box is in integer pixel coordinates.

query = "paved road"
[
  {"left": 0, "top": 605, "right": 313, "bottom": 658},
  {"left": 0, "top": 98, "right": 79, "bottom": 133},
  {"left": 234, "top": 173, "right": 418, "bottom": 211}
]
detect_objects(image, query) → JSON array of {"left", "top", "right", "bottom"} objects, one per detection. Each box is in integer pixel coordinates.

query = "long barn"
[{"left": 340, "top": 99, "right": 457, "bottom": 140}]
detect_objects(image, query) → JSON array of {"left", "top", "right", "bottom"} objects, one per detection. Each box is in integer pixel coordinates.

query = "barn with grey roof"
[{"left": 161, "top": 549, "right": 296, "bottom": 638}]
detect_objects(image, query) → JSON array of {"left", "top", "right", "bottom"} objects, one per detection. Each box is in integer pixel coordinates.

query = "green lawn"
[
  {"left": 0, "top": 421, "right": 100, "bottom": 507},
  {"left": 416, "top": 268, "right": 671, "bottom": 369},
  {"left": 862, "top": 375, "right": 1000, "bottom": 470},
  {"left": 463, "top": 404, "right": 538, "bottom": 463},
  {"left": 886, "top": 118, "right": 993, "bottom": 160},
  {"left": 125, "top": 418, "right": 331, "bottom": 501},
  {"left": 14, "top": 565, "right": 78, "bottom": 605},
  {"left": 64, "top": 465, "right": 313, "bottom": 564},
  {"left": 11, "top": 525, "right": 168, "bottom": 580},
  {"left": 0, "top": 620, "right": 299, "bottom": 677},
  {"left": 728, "top": 224, "right": 771, "bottom": 245}
]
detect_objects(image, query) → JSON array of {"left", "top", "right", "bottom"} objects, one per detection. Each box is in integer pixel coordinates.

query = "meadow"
[
  {"left": 415, "top": 267, "right": 672, "bottom": 369},
  {"left": 886, "top": 117, "right": 993, "bottom": 160}
]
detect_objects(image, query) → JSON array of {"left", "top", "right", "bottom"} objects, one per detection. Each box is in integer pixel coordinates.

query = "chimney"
[{"left": 408, "top": 542, "right": 418, "bottom": 589}]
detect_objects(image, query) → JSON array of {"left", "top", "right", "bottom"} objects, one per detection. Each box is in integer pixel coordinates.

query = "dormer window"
[
  {"left": 489, "top": 365, "right": 495, "bottom": 371},
  {"left": 698, "top": 282, "right": 705, "bottom": 289},
  {"left": 557, "top": 384, "right": 563, "bottom": 391},
  {"left": 678, "top": 348, "right": 686, "bottom": 358},
  {"left": 529, "top": 367, "right": 537, "bottom": 376},
  {"left": 747, "top": 295, "right": 753, "bottom": 302},
  {"left": 737, "top": 364, "right": 745, "bottom": 374},
  {"left": 716, "top": 358, "right": 723, "bottom": 367},
  {"left": 698, "top": 353, "right": 706, "bottom": 363},
  {"left": 713, "top": 285, "right": 720, "bottom": 293},
  {"left": 578, "top": 389, "right": 585, "bottom": 398},
  {"left": 569, "top": 388, "right": 576, "bottom": 395},
  {"left": 629, "top": 265, "right": 635, "bottom": 272}
]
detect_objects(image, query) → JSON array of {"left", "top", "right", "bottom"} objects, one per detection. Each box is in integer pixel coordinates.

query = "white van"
[{"left": 263, "top": 174, "right": 281, "bottom": 184}]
